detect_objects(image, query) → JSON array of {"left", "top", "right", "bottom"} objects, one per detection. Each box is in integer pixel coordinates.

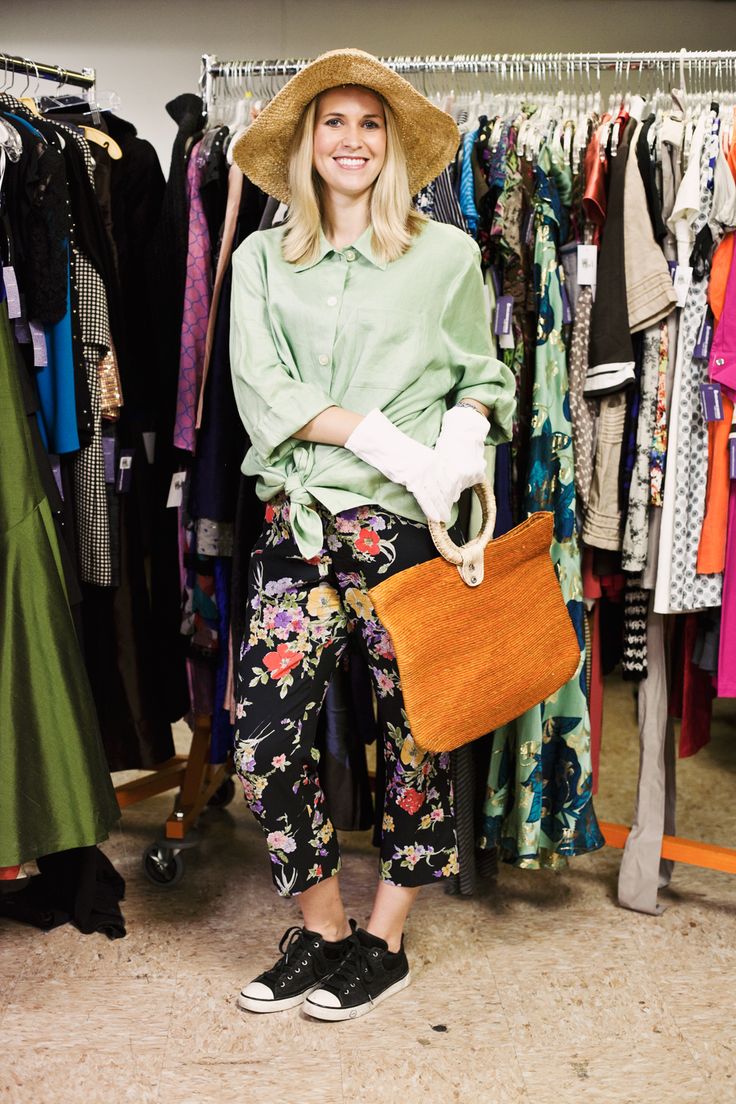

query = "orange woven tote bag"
[{"left": 367, "top": 480, "right": 580, "bottom": 753}]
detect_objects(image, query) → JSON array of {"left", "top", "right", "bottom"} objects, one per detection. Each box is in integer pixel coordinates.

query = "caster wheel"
[
  {"left": 207, "top": 776, "right": 236, "bottom": 808},
  {"left": 142, "top": 844, "right": 184, "bottom": 887}
]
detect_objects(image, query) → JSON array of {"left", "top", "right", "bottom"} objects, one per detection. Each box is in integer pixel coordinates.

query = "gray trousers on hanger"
[{"left": 617, "top": 606, "right": 676, "bottom": 914}]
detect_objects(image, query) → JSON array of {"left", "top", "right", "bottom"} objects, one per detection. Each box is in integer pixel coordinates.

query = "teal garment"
[
  {"left": 480, "top": 150, "right": 604, "bottom": 869},
  {"left": 0, "top": 304, "right": 119, "bottom": 866},
  {"left": 35, "top": 245, "right": 80, "bottom": 455},
  {"left": 230, "top": 219, "right": 515, "bottom": 558}
]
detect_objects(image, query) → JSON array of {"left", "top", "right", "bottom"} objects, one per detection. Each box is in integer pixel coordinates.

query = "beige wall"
[{"left": 4, "top": 0, "right": 735, "bottom": 167}]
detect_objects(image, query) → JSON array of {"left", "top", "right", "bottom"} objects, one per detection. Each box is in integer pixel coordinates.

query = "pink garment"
[
  {"left": 718, "top": 485, "right": 736, "bottom": 697},
  {"left": 709, "top": 234, "right": 736, "bottom": 395},
  {"left": 174, "top": 141, "right": 212, "bottom": 452},
  {"left": 712, "top": 228, "right": 736, "bottom": 696}
]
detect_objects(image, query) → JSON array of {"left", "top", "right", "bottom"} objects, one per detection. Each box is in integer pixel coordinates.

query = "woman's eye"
[{"left": 325, "top": 118, "right": 341, "bottom": 126}]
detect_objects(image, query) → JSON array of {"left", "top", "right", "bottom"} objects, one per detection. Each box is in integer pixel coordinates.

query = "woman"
[{"left": 229, "top": 48, "right": 514, "bottom": 1021}]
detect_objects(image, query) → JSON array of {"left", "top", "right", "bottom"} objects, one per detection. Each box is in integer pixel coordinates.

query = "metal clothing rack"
[
  {"left": 0, "top": 49, "right": 232, "bottom": 885},
  {"left": 181, "top": 46, "right": 736, "bottom": 890},
  {"left": 201, "top": 49, "right": 736, "bottom": 115},
  {"left": 0, "top": 51, "right": 96, "bottom": 91}
]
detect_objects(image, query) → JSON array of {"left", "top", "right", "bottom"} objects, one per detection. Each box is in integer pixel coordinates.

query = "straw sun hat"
[{"left": 231, "top": 48, "right": 460, "bottom": 203}]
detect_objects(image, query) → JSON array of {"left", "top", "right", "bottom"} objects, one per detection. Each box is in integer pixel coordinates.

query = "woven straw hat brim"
[{"left": 232, "top": 48, "right": 460, "bottom": 203}]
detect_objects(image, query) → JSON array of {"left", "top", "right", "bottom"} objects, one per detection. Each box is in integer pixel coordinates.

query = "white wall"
[{"left": 4, "top": 0, "right": 735, "bottom": 169}]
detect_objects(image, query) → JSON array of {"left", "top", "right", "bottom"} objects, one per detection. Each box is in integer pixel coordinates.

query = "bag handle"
[{"left": 427, "top": 478, "right": 497, "bottom": 587}]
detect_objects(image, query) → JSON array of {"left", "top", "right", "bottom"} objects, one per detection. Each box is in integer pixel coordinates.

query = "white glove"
[
  {"left": 345, "top": 409, "right": 455, "bottom": 523},
  {"left": 434, "top": 404, "right": 490, "bottom": 500}
]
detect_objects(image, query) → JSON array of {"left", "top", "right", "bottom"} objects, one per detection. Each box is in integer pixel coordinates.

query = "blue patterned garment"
[
  {"left": 458, "top": 128, "right": 480, "bottom": 234},
  {"left": 480, "top": 146, "right": 605, "bottom": 868}
]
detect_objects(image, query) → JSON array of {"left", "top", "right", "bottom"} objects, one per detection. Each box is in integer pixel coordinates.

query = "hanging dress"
[
  {"left": 480, "top": 146, "right": 604, "bottom": 867},
  {"left": 0, "top": 301, "right": 120, "bottom": 867}
]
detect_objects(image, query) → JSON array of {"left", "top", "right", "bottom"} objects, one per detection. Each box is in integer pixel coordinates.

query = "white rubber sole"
[
  {"left": 237, "top": 985, "right": 317, "bottom": 1014},
  {"left": 303, "top": 971, "right": 411, "bottom": 1022}
]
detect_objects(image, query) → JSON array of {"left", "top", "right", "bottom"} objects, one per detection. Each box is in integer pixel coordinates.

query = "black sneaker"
[
  {"left": 304, "top": 926, "right": 411, "bottom": 1021},
  {"left": 238, "top": 921, "right": 356, "bottom": 1013}
]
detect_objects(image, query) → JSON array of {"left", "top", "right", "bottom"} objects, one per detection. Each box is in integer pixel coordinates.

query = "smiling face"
[{"left": 312, "top": 85, "right": 387, "bottom": 200}]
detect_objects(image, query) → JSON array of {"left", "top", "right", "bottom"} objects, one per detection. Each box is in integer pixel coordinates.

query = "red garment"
[
  {"left": 583, "top": 114, "right": 612, "bottom": 234},
  {"left": 669, "top": 615, "right": 714, "bottom": 758}
]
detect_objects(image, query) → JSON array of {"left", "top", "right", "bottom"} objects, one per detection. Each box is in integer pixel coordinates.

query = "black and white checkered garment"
[{"left": 72, "top": 249, "right": 113, "bottom": 586}]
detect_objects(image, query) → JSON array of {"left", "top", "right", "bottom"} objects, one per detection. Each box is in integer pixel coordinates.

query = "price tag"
[
  {"left": 673, "top": 265, "right": 692, "bottom": 308},
  {"left": 116, "top": 449, "right": 135, "bottom": 493},
  {"left": 577, "top": 244, "right": 598, "bottom": 286},
  {"left": 102, "top": 436, "right": 116, "bottom": 483},
  {"left": 50, "top": 457, "right": 64, "bottom": 501},
  {"left": 29, "top": 322, "right": 48, "bottom": 367},
  {"left": 166, "top": 470, "right": 187, "bottom": 508},
  {"left": 493, "top": 295, "right": 513, "bottom": 336},
  {"left": 560, "top": 280, "right": 573, "bottom": 325},
  {"left": 2, "top": 266, "right": 21, "bottom": 319},
  {"left": 699, "top": 382, "right": 723, "bottom": 422},
  {"left": 693, "top": 314, "right": 713, "bottom": 360},
  {"left": 730, "top": 436, "right": 736, "bottom": 481}
]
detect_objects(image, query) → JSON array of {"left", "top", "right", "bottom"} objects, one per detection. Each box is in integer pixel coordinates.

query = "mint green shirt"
[{"left": 230, "top": 218, "right": 515, "bottom": 558}]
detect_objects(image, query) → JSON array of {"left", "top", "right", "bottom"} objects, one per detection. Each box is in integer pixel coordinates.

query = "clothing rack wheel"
[{"left": 113, "top": 715, "right": 235, "bottom": 888}]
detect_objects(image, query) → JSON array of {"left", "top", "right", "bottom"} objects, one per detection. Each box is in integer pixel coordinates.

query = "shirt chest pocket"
[{"left": 348, "top": 306, "right": 429, "bottom": 389}]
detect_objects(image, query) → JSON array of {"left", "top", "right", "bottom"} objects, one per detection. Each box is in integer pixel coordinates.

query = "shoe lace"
[
  {"left": 322, "top": 940, "right": 379, "bottom": 997},
  {"left": 262, "top": 926, "right": 317, "bottom": 985}
]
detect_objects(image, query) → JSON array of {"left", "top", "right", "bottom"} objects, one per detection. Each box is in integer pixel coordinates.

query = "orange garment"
[
  {"left": 698, "top": 130, "right": 736, "bottom": 574},
  {"left": 698, "top": 393, "right": 734, "bottom": 573}
]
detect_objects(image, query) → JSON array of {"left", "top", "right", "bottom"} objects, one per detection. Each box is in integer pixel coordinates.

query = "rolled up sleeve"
[
  {"left": 442, "top": 239, "right": 516, "bottom": 445},
  {"left": 230, "top": 240, "right": 335, "bottom": 464}
]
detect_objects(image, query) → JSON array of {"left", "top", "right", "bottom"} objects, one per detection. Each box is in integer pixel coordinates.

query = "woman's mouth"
[{"left": 333, "top": 156, "right": 368, "bottom": 171}]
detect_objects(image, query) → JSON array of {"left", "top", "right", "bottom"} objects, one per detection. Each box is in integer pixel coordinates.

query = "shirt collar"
[{"left": 293, "top": 224, "right": 388, "bottom": 272}]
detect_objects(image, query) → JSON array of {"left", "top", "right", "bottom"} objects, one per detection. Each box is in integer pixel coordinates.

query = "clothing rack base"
[{"left": 599, "top": 822, "right": 736, "bottom": 875}]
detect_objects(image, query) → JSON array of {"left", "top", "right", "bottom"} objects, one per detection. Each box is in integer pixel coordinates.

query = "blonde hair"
[{"left": 282, "top": 88, "right": 426, "bottom": 266}]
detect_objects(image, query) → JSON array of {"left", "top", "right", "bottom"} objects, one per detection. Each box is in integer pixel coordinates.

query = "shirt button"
[
  {"left": 318, "top": 354, "right": 329, "bottom": 366},
  {"left": 327, "top": 296, "right": 338, "bottom": 306},
  {"left": 345, "top": 250, "right": 356, "bottom": 261}
]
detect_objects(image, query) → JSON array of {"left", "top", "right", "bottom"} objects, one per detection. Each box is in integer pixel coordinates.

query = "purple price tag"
[
  {"left": 561, "top": 280, "right": 573, "bottom": 325},
  {"left": 29, "top": 322, "right": 48, "bottom": 367},
  {"left": 102, "top": 436, "right": 116, "bottom": 484},
  {"left": 50, "top": 457, "right": 64, "bottom": 501},
  {"left": 700, "top": 382, "right": 724, "bottom": 422},
  {"left": 116, "top": 448, "right": 135, "bottom": 493},
  {"left": 14, "top": 318, "right": 31, "bottom": 344},
  {"left": 2, "top": 266, "right": 21, "bottom": 319},
  {"left": 694, "top": 315, "right": 713, "bottom": 360},
  {"left": 668, "top": 259, "right": 678, "bottom": 280},
  {"left": 494, "top": 295, "right": 513, "bottom": 336},
  {"left": 730, "top": 437, "right": 736, "bottom": 480}
]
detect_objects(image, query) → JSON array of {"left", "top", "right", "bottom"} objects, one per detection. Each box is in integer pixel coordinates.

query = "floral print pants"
[{"left": 234, "top": 496, "right": 458, "bottom": 897}]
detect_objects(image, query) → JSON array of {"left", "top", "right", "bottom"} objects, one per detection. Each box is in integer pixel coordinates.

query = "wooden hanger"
[
  {"left": 19, "top": 96, "right": 41, "bottom": 117},
  {"left": 81, "top": 126, "right": 123, "bottom": 159}
]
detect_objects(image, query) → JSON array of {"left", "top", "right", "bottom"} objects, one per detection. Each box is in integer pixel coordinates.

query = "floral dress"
[
  {"left": 234, "top": 496, "right": 460, "bottom": 897},
  {"left": 480, "top": 148, "right": 605, "bottom": 868}
]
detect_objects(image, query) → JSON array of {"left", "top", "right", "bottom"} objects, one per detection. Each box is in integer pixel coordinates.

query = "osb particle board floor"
[{"left": 1, "top": 678, "right": 735, "bottom": 1104}]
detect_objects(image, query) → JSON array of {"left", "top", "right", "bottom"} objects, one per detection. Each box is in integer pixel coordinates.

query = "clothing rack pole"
[
  {"left": 202, "top": 49, "right": 736, "bottom": 86},
  {"left": 198, "top": 44, "right": 736, "bottom": 884},
  {"left": 0, "top": 51, "right": 95, "bottom": 90}
]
